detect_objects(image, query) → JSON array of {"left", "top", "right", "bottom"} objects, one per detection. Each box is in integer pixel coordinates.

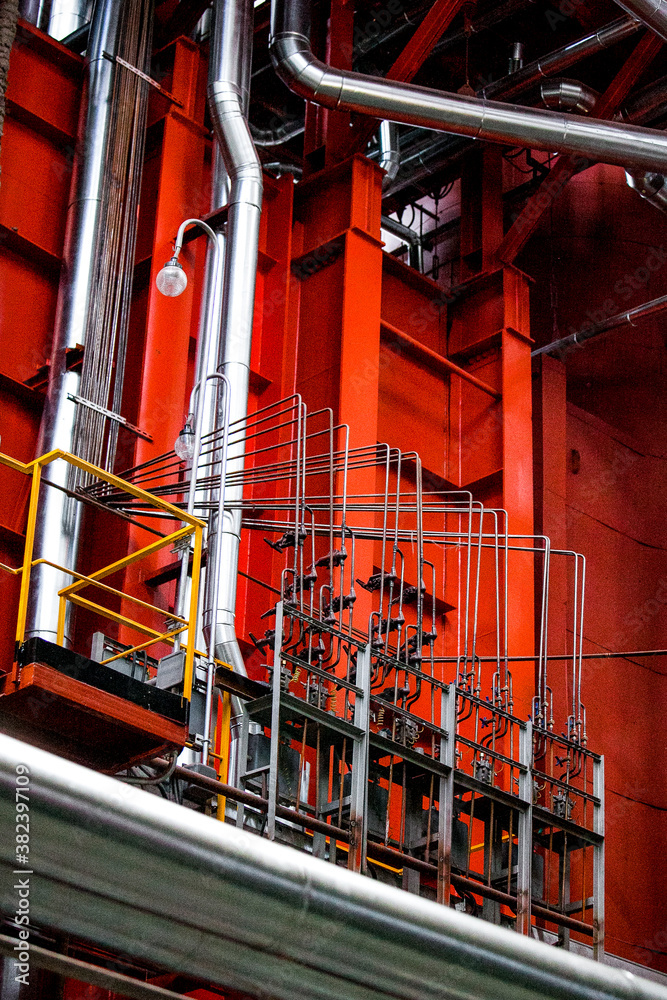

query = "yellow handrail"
[{"left": 0, "top": 449, "right": 205, "bottom": 700}]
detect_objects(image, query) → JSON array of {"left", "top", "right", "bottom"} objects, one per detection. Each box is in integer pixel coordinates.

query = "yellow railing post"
[
  {"left": 15, "top": 463, "right": 42, "bottom": 646},
  {"left": 183, "top": 523, "right": 203, "bottom": 701}
]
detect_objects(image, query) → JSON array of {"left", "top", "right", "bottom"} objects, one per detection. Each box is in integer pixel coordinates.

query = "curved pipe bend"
[{"left": 269, "top": 0, "right": 667, "bottom": 172}]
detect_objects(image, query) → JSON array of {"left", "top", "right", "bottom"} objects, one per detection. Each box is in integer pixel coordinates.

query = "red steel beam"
[
  {"left": 496, "top": 31, "right": 663, "bottom": 265},
  {"left": 341, "top": 0, "right": 465, "bottom": 158}
]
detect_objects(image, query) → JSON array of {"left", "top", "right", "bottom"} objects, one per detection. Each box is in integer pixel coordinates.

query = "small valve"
[{"left": 264, "top": 529, "right": 307, "bottom": 552}]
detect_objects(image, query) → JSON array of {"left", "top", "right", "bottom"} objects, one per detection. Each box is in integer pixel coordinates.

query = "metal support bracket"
[{"left": 67, "top": 394, "right": 153, "bottom": 442}]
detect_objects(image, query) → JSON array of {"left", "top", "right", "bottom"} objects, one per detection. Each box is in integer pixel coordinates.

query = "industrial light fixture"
[
  {"left": 155, "top": 217, "right": 218, "bottom": 299},
  {"left": 174, "top": 415, "right": 195, "bottom": 462},
  {"left": 156, "top": 256, "right": 188, "bottom": 297}
]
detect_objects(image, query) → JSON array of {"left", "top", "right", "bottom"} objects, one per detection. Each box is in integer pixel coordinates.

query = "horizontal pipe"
[
  {"left": 269, "top": 0, "right": 667, "bottom": 172},
  {"left": 481, "top": 18, "right": 640, "bottom": 102},
  {"left": 0, "top": 934, "right": 186, "bottom": 1000},
  {"left": 381, "top": 320, "right": 501, "bottom": 398},
  {"left": 611, "top": 0, "right": 667, "bottom": 43},
  {"left": 169, "top": 760, "right": 594, "bottom": 936},
  {"left": 532, "top": 291, "right": 667, "bottom": 356},
  {"left": 5, "top": 737, "right": 661, "bottom": 1000}
]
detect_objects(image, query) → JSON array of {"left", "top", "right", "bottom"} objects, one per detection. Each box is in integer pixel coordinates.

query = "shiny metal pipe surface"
[
  {"left": 385, "top": 17, "right": 640, "bottom": 196},
  {"left": 611, "top": 0, "right": 667, "bottom": 42},
  {"left": 381, "top": 213, "right": 423, "bottom": 270},
  {"left": 532, "top": 291, "right": 667, "bottom": 356},
  {"left": 481, "top": 17, "right": 640, "bottom": 102},
  {"left": 0, "top": 735, "right": 665, "bottom": 1000},
  {"left": 270, "top": 0, "right": 667, "bottom": 171},
  {"left": 48, "top": 0, "right": 89, "bottom": 40},
  {"left": 540, "top": 79, "right": 599, "bottom": 114},
  {"left": 250, "top": 117, "right": 306, "bottom": 146},
  {"left": 626, "top": 168, "right": 667, "bottom": 210},
  {"left": 26, "top": 0, "right": 125, "bottom": 645},
  {"left": 204, "top": 0, "right": 263, "bottom": 696},
  {"left": 378, "top": 119, "right": 400, "bottom": 190}
]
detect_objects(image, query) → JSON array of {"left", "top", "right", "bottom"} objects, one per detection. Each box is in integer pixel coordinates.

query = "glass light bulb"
[
  {"left": 174, "top": 425, "right": 195, "bottom": 462},
  {"left": 156, "top": 260, "right": 188, "bottom": 297}
]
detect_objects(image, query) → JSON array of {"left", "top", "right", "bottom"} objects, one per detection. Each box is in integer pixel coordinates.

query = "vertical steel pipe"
[
  {"left": 48, "top": 0, "right": 89, "bottom": 40},
  {"left": 204, "top": 0, "right": 263, "bottom": 707},
  {"left": 26, "top": 0, "right": 124, "bottom": 644}
]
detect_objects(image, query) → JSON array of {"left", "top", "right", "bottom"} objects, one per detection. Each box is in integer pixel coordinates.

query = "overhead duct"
[
  {"left": 0, "top": 735, "right": 666, "bottom": 1000},
  {"left": 269, "top": 0, "right": 667, "bottom": 172},
  {"left": 481, "top": 17, "right": 640, "bottom": 103},
  {"left": 626, "top": 168, "right": 667, "bottom": 209},
  {"left": 250, "top": 117, "right": 305, "bottom": 146},
  {"left": 540, "top": 79, "right": 599, "bottom": 115},
  {"left": 384, "top": 17, "right": 641, "bottom": 196},
  {"left": 48, "top": 0, "right": 89, "bottom": 40},
  {"left": 611, "top": 0, "right": 667, "bottom": 43},
  {"left": 204, "top": 0, "right": 263, "bottom": 712}
]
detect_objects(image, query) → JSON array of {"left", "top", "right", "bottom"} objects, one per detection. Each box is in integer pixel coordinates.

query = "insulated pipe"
[
  {"left": 481, "top": 17, "right": 640, "bottom": 102},
  {"left": 381, "top": 214, "right": 423, "bottom": 270},
  {"left": 270, "top": 0, "right": 667, "bottom": 172},
  {"left": 26, "top": 0, "right": 125, "bottom": 644},
  {"left": 384, "top": 17, "right": 641, "bottom": 197},
  {"left": 532, "top": 291, "right": 667, "bottom": 356},
  {"left": 48, "top": 0, "right": 89, "bottom": 40},
  {"left": 250, "top": 117, "right": 305, "bottom": 146},
  {"left": 378, "top": 119, "right": 400, "bottom": 190},
  {"left": 611, "top": 0, "right": 667, "bottom": 42},
  {"left": 1, "top": 735, "right": 666, "bottom": 1000},
  {"left": 619, "top": 73, "right": 667, "bottom": 124},
  {"left": 626, "top": 168, "right": 667, "bottom": 210},
  {"left": 540, "top": 79, "right": 599, "bottom": 115},
  {"left": 204, "top": 0, "right": 263, "bottom": 729}
]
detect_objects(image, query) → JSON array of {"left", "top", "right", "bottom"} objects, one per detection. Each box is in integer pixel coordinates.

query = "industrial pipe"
[
  {"left": 269, "top": 0, "right": 667, "bottom": 172},
  {"left": 481, "top": 17, "right": 640, "bottom": 102},
  {"left": 540, "top": 79, "right": 599, "bottom": 115},
  {"left": 378, "top": 119, "right": 400, "bottom": 190},
  {"left": 611, "top": 0, "right": 667, "bottom": 43},
  {"left": 250, "top": 117, "right": 306, "bottom": 146},
  {"left": 532, "top": 291, "right": 667, "bottom": 356},
  {"left": 385, "top": 17, "right": 642, "bottom": 196},
  {"left": 626, "top": 168, "right": 667, "bottom": 210},
  {"left": 381, "top": 214, "right": 423, "bottom": 270},
  {"left": 1, "top": 735, "right": 666, "bottom": 1000},
  {"left": 48, "top": 0, "right": 88, "bottom": 40},
  {"left": 204, "top": 0, "right": 263, "bottom": 759},
  {"left": 26, "top": 0, "right": 125, "bottom": 644}
]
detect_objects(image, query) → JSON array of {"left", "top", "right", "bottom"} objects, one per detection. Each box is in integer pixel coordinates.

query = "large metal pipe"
[
  {"left": 270, "top": 0, "right": 667, "bottom": 172},
  {"left": 384, "top": 17, "right": 642, "bottom": 196},
  {"left": 481, "top": 17, "right": 640, "bottom": 103},
  {"left": 0, "top": 735, "right": 666, "bottom": 1000},
  {"left": 48, "top": 0, "right": 89, "bottom": 40},
  {"left": 625, "top": 168, "right": 667, "bottom": 210},
  {"left": 611, "top": 0, "right": 667, "bottom": 42},
  {"left": 26, "top": 0, "right": 125, "bottom": 644},
  {"left": 204, "top": 0, "right": 262, "bottom": 706},
  {"left": 540, "top": 79, "right": 599, "bottom": 115}
]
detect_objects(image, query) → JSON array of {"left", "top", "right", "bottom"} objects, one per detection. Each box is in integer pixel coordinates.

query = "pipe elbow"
[
  {"left": 207, "top": 82, "right": 263, "bottom": 208},
  {"left": 269, "top": 33, "right": 342, "bottom": 108}
]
